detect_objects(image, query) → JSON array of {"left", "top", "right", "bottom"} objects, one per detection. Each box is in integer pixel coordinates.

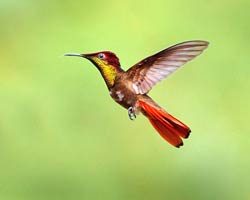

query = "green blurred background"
[{"left": 0, "top": 0, "right": 250, "bottom": 199}]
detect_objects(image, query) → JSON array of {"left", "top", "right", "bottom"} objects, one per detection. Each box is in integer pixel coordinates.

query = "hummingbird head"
[
  {"left": 65, "top": 51, "right": 122, "bottom": 88},
  {"left": 64, "top": 51, "right": 120, "bottom": 68}
]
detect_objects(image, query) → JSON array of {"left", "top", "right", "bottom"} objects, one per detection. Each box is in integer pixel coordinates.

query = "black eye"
[{"left": 98, "top": 53, "right": 105, "bottom": 59}]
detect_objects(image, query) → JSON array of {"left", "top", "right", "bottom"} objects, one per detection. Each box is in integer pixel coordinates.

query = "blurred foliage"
[{"left": 0, "top": 0, "right": 250, "bottom": 199}]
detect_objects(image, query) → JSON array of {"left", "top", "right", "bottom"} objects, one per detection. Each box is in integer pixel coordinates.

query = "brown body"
[
  {"left": 65, "top": 40, "right": 209, "bottom": 147},
  {"left": 109, "top": 72, "right": 154, "bottom": 112}
]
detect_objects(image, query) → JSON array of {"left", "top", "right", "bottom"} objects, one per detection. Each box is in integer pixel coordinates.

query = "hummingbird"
[{"left": 65, "top": 40, "right": 209, "bottom": 148}]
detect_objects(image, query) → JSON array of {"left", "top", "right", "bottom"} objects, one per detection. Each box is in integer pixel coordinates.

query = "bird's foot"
[{"left": 128, "top": 107, "right": 136, "bottom": 120}]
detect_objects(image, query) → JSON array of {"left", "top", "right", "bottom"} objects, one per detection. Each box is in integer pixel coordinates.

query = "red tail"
[{"left": 138, "top": 100, "right": 191, "bottom": 148}]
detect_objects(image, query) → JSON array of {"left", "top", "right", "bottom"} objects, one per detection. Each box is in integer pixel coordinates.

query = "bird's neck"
[
  {"left": 98, "top": 65, "right": 124, "bottom": 89},
  {"left": 89, "top": 57, "right": 124, "bottom": 89}
]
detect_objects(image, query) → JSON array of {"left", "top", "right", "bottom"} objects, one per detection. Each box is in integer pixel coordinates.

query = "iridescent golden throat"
[{"left": 91, "top": 57, "right": 118, "bottom": 87}]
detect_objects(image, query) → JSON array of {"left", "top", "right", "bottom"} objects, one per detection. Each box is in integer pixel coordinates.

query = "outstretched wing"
[{"left": 126, "top": 40, "right": 209, "bottom": 94}]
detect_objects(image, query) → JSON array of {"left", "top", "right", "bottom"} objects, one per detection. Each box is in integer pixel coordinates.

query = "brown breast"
[{"left": 109, "top": 80, "right": 138, "bottom": 109}]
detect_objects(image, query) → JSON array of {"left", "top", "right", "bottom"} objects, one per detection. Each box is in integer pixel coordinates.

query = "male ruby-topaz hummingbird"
[{"left": 65, "top": 40, "right": 209, "bottom": 147}]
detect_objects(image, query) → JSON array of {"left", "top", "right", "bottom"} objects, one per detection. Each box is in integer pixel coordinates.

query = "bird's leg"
[{"left": 128, "top": 107, "right": 136, "bottom": 120}]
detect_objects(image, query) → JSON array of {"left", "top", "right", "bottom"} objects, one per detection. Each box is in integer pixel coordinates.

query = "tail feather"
[
  {"left": 149, "top": 118, "right": 184, "bottom": 147},
  {"left": 138, "top": 100, "right": 191, "bottom": 148}
]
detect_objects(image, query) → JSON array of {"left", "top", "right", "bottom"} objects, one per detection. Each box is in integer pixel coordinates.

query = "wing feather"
[{"left": 127, "top": 40, "right": 209, "bottom": 94}]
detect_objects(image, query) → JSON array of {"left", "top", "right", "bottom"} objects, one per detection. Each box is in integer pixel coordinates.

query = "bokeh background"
[{"left": 0, "top": 0, "right": 250, "bottom": 199}]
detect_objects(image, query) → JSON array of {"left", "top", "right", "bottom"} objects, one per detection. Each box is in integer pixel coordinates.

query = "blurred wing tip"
[
  {"left": 180, "top": 40, "right": 209, "bottom": 47},
  {"left": 189, "top": 40, "right": 209, "bottom": 47},
  {"left": 187, "top": 40, "right": 209, "bottom": 44},
  {"left": 181, "top": 40, "right": 209, "bottom": 52}
]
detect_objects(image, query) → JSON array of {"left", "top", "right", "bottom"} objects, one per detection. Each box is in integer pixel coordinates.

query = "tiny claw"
[{"left": 128, "top": 107, "right": 136, "bottom": 120}]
